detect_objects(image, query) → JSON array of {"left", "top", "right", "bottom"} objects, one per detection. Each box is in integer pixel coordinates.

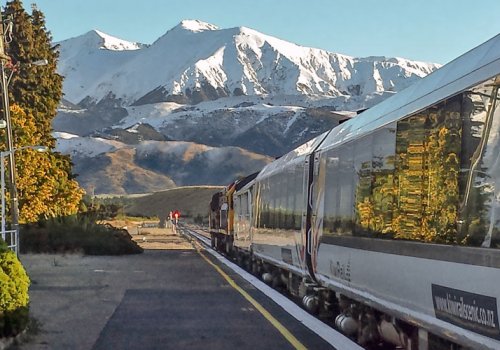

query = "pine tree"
[
  {"left": 0, "top": 1, "right": 84, "bottom": 223},
  {"left": 6, "top": 1, "right": 62, "bottom": 147}
]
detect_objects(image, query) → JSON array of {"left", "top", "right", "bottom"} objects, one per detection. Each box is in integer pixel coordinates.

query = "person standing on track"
[{"left": 173, "top": 210, "right": 180, "bottom": 225}]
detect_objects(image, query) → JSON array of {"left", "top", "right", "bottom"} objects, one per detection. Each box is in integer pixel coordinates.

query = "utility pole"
[{"left": 0, "top": 10, "right": 19, "bottom": 236}]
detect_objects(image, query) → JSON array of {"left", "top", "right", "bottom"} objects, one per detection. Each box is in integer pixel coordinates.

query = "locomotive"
[{"left": 209, "top": 35, "right": 500, "bottom": 349}]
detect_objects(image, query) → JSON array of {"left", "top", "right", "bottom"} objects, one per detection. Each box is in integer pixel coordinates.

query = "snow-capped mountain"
[
  {"left": 57, "top": 19, "right": 439, "bottom": 107},
  {"left": 53, "top": 20, "right": 440, "bottom": 194}
]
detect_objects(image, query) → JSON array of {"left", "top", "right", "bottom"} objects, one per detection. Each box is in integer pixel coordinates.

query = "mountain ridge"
[
  {"left": 53, "top": 20, "right": 440, "bottom": 194},
  {"left": 57, "top": 20, "right": 440, "bottom": 106}
]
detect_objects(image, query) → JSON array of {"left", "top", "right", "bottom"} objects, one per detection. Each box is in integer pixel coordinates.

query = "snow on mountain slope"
[
  {"left": 54, "top": 131, "right": 124, "bottom": 157},
  {"left": 57, "top": 30, "right": 146, "bottom": 104},
  {"left": 117, "top": 99, "right": 304, "bottom": 130},
  {"left": 57, "top": 20, "right": 440, "bottom": 106}
]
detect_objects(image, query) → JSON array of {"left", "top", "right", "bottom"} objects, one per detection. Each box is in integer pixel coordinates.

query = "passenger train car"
[{"left": 210, "top": 35, "right": 500, "bottom": 349}]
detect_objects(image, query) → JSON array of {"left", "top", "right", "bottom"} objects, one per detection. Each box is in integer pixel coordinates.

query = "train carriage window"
[
  {"left": 263, "top": 178, "right": 271, "bottom": 228},
  {"left": 371, "top": 125, "right": 397, "bottom": 235},
  {"left": 353, "top": 134, "right": 374, "bottom": 236},
  {"left": 257, "top": 179, "right": 270, "bottom": 229},
  {"left": 269, "top": 176, "right": 275, "bottom": 229},
  {"left": 270, "top": 175, "right": 278, "bottom": 229},
  {"left": 273, "top": 171, "right": 296, "bottom": 231},
  {"left": 459, "top": 77, "right": 500, "bottom": 248},
  {"left": 234, "top": 196, "right": 240, "bottom": 218},
  {"left": 283, "top": 171, "right": 291, "bottom": 229},
  {"left": 323, "top": 143, "right": 355, "bottom": 235},
  {"left": 254, "top": 166, "right": 305, "bottom": 233},
  {"left": 277, "top": 174, "right": 284, "bottom": 229},
  {"left": 245, "top": 191, "right": 251, "bottom": 221},
  {"left": 351, "top": 125, "right": 397, "bottom": 238},
  {"left": 241, "top": 192, "right": 248, "bottom": 220},
  {"left": 323, "top": 149, "right": 340, "bottom": 235},
  {"left": 393, "top": 98, "right": 463, "bottom": 243},
  {"left": 294, "top": 164, "right": 304, "bottom": 231},
  {"left": 277, "top": 174, "right": 285, "bottom": 229},
  {"left": 220, "top": 203, "right": 228, "bottom": 230},
  {"left": 338, "top": 143, "right": 355, "bottom": 233}
]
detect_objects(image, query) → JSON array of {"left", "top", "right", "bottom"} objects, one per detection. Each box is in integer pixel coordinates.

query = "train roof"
[
  {"left": 256, "top": 130, "right": 330, "bottom": 179},
  {"left": 319, "top": 34, "right": 500, "bottom": 149},
  {"left": 234, "top": 177, "right": 257, "bottom": 195},
  {"left": 235, "top": 172, "right": 259, "bottom": 191}
]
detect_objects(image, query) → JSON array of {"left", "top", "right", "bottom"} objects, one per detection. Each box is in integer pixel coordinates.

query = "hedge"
[{"left": 0, "top": 239, "right": 30, "bottom": 338}]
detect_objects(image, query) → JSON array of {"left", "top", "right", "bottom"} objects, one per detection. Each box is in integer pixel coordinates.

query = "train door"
[
  {"left": 303, "top": 156, "right": 310, "bottom": 271},
  {"left": 304, "top": 152, "right": 325, "bottom": 278},
  {"left": 302, "top": 132, "right": 333, "bottom": 279},
  {"left": 311, "top": 152, "right": 326, "bottom": 274},
  {"left": 246, "top": 188, "right": 253, "bottom": 245}
]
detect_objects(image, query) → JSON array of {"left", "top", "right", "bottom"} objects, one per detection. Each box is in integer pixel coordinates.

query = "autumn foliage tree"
[{"left": 0, "top": 0, "right": 83, "bottom": 223}]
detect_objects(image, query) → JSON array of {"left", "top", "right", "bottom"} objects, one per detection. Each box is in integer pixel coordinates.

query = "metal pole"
[
  {"left": 0, "top": 60, "right": 18, "bottom": 237},
  {"left": 1, "top": 152, "right": 5, "bottom": 242},
  {"left": 0, "top": 13, "right": 19, "bottom": 241}
]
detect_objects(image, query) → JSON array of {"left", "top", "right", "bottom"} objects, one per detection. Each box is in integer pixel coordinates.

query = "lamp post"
[
  {"left": 1, "top": 145, "right": 48, "bottom": 253},
  {"left": 0, "top": 11, "right": 48, "bottom": 253},
  {"left": 0, "top": 58, "right": 19, "bottom": 237},
  {"left": 0, "top": 11, "right": 20, "bottom": 248}
]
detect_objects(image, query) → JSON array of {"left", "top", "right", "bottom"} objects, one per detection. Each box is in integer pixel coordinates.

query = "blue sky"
[{"left": 29, "top": 0, "right": 500, "bottom": 64}]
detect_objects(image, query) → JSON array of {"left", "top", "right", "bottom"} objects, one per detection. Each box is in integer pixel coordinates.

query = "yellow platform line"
[{"left": 193, "top": 242, "right": 307, "bottom": 350}]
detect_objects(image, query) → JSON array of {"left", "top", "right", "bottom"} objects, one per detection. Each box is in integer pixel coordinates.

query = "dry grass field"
[{"left": 122, "top": 185, "right": 224, "bottom": 223}]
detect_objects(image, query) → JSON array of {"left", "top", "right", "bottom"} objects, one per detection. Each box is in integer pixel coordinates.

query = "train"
[{"left": 209, "top": 34, "right": 500, "bottom": 350}]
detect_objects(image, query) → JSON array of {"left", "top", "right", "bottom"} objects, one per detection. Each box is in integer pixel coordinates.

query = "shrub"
[
  {"left": 0, "top": 251, "right": 30, "bottom": 311},
  {"left": 0, "top": 239, "right": 30, "bottom": 338},
  {"left": 20, "top": 213, "right": 143, "bottom": 255}
]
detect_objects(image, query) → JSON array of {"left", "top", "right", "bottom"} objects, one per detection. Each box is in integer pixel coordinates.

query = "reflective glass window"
[
  {"left": 459, "top": 77, "right": 500, "bottom": 248},
  {"left": 323, "top": 143, "right": 355, "bottom": 235}
]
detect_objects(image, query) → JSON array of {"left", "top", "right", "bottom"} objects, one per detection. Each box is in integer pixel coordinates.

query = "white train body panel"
[{"left": 315, "top": 242, "right": 500, "bottom": 348}]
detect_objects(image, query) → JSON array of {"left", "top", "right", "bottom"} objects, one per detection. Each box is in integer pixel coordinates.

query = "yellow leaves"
[
  {"left": 357, "top": 197, "right": 373, "bottom": 228},
  {"left": 0, "top": 249, "right": 30, "bottom": 312},
  {"left": 0, "top": 104, "right": 85, "bottom": 223}
]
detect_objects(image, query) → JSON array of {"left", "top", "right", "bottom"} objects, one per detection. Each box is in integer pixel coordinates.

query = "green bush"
[
  {"left": 0, "top": 239, "right": 30, "bottom": 338},
  {"left": 20, "top": 213, "right": 143, "bottom": 255}
]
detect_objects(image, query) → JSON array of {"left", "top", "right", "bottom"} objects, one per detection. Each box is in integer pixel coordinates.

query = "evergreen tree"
[
  {"left": 0, "top": 1, "right": 84, "bottom": 223},
  {"left": 5, "top": 0, "right": 62, "bottom": 147}
]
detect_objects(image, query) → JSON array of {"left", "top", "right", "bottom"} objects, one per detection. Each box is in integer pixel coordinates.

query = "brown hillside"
[
  {"left": 124, "top": 186, "right": 224, "bottom": 222},
  {"left": 78, "top": 148, "right": 177, "bottom": 194}
]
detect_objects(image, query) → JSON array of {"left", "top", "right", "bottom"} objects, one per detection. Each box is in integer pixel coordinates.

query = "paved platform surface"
[{"left": 16, "top": 229, "right": 334, "bottom": 350}]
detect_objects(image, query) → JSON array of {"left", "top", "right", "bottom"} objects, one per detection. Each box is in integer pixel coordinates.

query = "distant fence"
[{"left": 140, "top": 222, "right": 159, "bottom": 228}]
